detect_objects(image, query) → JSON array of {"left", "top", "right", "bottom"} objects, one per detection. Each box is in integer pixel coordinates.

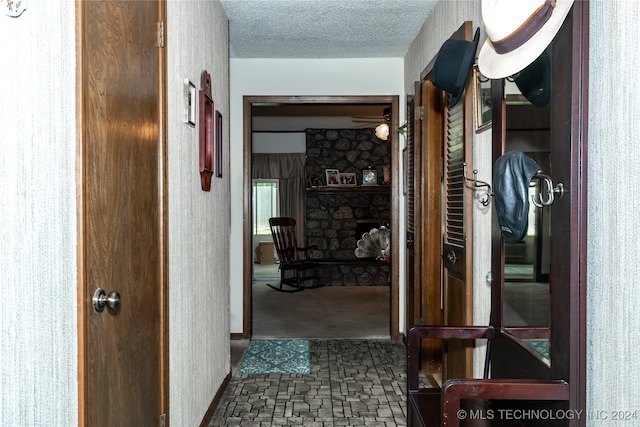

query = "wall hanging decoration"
[
  {"left": 183, "top": 79, "right": 196, "bottom": 126},
  {"left": 4, "top": 0, "right": 26, "bottom": 17},
  {"left": 474, "top": 66, "right": 492, "bottom": 132},
  {"left": 215, "top": 110, "right": 223, "bottom": 178},
  {"left": 199, "top": 71, "right": 214, "bottom": 191}
]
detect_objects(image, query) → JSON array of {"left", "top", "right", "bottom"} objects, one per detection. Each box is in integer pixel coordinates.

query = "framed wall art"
[{"left": 474, "top": 65, "right": 492, "bottom": 132}]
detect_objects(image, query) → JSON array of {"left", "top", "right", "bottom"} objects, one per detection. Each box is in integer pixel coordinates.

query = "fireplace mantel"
[{"left": 306, "top": 185, "right": 390, "bottom": 195}]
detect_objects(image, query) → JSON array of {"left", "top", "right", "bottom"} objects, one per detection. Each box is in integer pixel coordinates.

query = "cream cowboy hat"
[{"left": 477, "top": 0, "right": 574, "bottom": 79}]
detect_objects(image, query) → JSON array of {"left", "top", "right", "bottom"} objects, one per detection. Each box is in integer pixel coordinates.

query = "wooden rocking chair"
[{"left": 267, "top": 217, "right": 322, "bottom": 292}]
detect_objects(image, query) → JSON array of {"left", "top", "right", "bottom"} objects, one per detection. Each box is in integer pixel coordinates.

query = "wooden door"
[
  {"left": 441, "top": 22, "right": 475, "bottom": 381},
  {"left": 407, "top": 70, "right": 449, "bottom": 374},
  {"left": 417, "top": 78, "right": 445, "bottom": 368},
  {"left": 78, "top": 1, "right": 167, "bottom": 425}
]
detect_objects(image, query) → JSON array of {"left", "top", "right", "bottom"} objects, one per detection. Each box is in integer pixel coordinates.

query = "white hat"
[{"left": 477, "top": 0, "right": 574, "bottom": 79}]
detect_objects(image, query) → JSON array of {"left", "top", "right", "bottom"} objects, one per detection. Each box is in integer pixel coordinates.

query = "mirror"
[{"left": 501, "top": 49, "right": 552, "bottom": 362}]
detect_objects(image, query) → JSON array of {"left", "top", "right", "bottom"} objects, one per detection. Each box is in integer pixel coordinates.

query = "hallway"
[{"left": 210, "top": 277, "right": 404, "bottom": 425}]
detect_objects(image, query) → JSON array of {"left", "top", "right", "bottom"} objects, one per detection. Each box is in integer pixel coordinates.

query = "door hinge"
[
  {"left": 159, "top": 414, "right": 167, "bottom": 427},
  {"left": 156, "top": 21, "right": 165, "bottom": 48},
  {"left": 415, "top": 106, "right": 424, "bottom": 121}
]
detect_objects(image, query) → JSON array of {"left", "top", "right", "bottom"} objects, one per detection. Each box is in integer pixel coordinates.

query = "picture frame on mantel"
[
  {"left": 325, "top": 169, "right": 340, "bottom": 186},
  {"left": 339, "top": 172, "right": 356, "bottom": 186}
]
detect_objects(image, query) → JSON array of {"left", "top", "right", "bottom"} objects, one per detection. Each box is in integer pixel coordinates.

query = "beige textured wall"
[
  {"left": 0, "top": 2, "right": 78, "bottom": 425},
  {"left": 404, "top": 1, "right": 482, "bottom": 97},
  {"left": 587, "top": 1, "right": 640, "bottom": 421},
  {"left": 403, "top": 1, "right": 490, "bottom": 377},
  {"left": 166, "top": 1, "right": 231, "bottom": 425}
]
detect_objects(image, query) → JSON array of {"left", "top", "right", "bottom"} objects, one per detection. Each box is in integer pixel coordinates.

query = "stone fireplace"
[{"left": 305, "top": 128, "right": 391, "bottom": 286}]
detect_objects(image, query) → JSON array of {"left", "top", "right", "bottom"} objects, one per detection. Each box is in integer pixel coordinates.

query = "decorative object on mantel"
[
  {"left": 382, "top": 166, "right": 391, "bottom": 185},
  {"left": 199, "top": 70, "right": 214, "bottom": 191},
  {"left": 355, "top": 226, "right": 390, "bottom": 263},
  {"left": 339, "top": 172, "right": 356, "bottom": 186},
  {"left": 325, "top": 169, "right": 340, "bottom": 186},
  {"left": 307, "top": 172, "right": 324, "bottom": 187},
  {"left": 362, "top": 169, "right": 377, "bottom": 186},
  {"left": 4, "top": 0, "right": 26, "bottom": 17}
]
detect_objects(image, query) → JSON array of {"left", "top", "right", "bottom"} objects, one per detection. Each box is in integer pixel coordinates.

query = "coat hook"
[
  {"left": 531, "top": 173, "right": 564, "bottom": 207},
  {"left": 463, "top": 163, "right": 493, "bottom": 206}
]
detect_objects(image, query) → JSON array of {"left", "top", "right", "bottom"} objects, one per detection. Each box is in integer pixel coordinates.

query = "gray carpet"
[{"left": 252, "top": 281, "right": 391, "bottom": 339}]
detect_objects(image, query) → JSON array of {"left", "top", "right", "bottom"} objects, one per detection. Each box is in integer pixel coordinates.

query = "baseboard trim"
[
  {"left": 199, "top": 371, "right": 231, "bottom": 427},
  {"left": 230, "top": 333, "right": 244, "bottom": 340}
]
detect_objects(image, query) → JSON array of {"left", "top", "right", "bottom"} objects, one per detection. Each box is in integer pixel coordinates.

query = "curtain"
[{"left": 252, "top": 153, "right": 307, "bottom": 244}]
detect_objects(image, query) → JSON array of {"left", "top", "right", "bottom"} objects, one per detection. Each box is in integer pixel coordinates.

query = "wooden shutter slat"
[{"left": 445, "top": 101, "right": 465, "bottom": 247}]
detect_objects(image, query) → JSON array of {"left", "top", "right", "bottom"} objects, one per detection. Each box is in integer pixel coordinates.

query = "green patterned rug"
[{"left": 239, "top": 340, "right": 310, "bottom": 375}]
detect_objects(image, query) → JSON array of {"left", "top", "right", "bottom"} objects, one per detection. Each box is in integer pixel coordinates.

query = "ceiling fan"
[{"left": 351, "top": 107, "right": 391, "bottom": 140}]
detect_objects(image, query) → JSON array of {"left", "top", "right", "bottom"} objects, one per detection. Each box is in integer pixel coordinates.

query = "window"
[{"left": 252, "top": 179, "right": 279, "bottom": 235}]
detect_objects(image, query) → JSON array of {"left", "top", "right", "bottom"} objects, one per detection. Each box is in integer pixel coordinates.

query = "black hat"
[
  {"left": 514, "top": 47, "right": 551, "bottom": 108},
  {"left": 493, "top": 151, "right": 541, "bottom": 244},
  {"left": 432, "top": 27, "right": 481, "bottom": 108}
]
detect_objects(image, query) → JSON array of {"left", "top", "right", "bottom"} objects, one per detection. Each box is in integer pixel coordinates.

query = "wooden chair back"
[{"left": 269, "top": 217, "right": 300, "bottom": 264}]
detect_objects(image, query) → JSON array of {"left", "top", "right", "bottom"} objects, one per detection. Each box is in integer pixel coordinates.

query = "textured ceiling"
[{"left": 219, "top": 0, "right": 438, "bottom": 58}]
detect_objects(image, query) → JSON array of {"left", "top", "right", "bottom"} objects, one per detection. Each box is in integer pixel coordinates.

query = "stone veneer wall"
[{"left": 305, "top": 129, "right": 391, "bottom": 286}]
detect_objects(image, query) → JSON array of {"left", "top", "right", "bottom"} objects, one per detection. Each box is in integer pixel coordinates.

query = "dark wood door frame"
[
  {"left": 490, "top": 3, "right": 589, "bottom": 422},
  {"left": 242, "top": 95, "right": 401, "bottom": 340}
]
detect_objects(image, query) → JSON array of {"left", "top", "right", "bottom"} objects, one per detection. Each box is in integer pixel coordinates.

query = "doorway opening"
[{"left": 242, "top": 95, "right": 401, "bottom": 340}]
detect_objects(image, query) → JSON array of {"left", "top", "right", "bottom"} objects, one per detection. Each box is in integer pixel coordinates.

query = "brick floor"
[{"left": 209, "top": 339, "right": 407, "bottom": 426}]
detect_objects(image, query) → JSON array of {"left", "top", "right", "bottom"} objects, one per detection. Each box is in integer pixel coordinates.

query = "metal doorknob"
[{"left": 93, "top": 288, "right": 121, "bottom": 313}]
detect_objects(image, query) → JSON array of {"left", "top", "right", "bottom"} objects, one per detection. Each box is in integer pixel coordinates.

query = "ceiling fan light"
[{"left": 375, "top": 123, "right": 389, "bottom": 140}]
